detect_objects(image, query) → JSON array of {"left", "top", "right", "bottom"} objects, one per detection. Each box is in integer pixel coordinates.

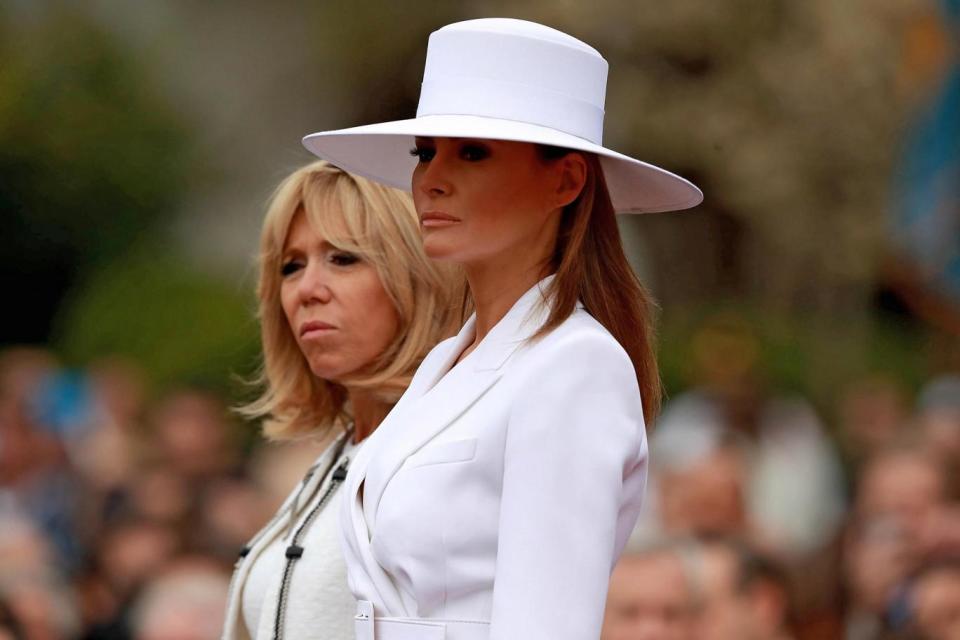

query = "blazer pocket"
[{"left": 406, "top": 438, "right": 478, "bottom": 468}]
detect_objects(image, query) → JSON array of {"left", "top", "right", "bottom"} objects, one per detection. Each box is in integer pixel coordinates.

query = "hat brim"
[{"left": 303, "top": 115, "right": 702, "bottom": 214}]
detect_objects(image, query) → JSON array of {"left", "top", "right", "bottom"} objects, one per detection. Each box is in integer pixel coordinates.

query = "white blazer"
[{"left": 340, "top": 276, "right": 648, "bottom": 640}]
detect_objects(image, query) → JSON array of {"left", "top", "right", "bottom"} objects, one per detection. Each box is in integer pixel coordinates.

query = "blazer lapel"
[
  {"left": 362, "top": 350, "right": 503, "bottom": 519},
  {"left": 337, "top": 320, "right": 477, "bottom": 615},
  {"left": 361, "top": 275, "right": 557, "bottom": 528},
  {"left": 344, "top": 316, "right": 476, "bottom": 541}
]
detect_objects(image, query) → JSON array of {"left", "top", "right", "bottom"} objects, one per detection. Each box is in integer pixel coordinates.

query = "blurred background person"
[
  {"left": 147, "top": 387, "right": 240, "bottom": 483},
  {"left": 0, "top": 513, "right": 80, "bottom": 640},
  {"left": 915, "top": 375, "right": 960, "bottom": 487},
  {"left": 128, "top": 557, "right": 231, "bottom": 640},
  {"left": 647, "top": 314, "right": 847, "bottom": 559},
  {"left": 907, "top": 559, "right": 960, "bottom": 640},
  {"left": 0, "top": 598, "right": 24, "bottom": 640},
  {"left": 654, "top": 438, "right": 751, "bottom": 542},
  {"left": 843, "top": 441, "right": 960, "bottom": 639},
  {"left": 696, "top": 536, "right": 795, "bottom": 640},
  {"left": 836, "top": 375, "right": 911, "bottom": 478},
  {"left": 601, "top": 538, "right": 701, "bottom": 640}
]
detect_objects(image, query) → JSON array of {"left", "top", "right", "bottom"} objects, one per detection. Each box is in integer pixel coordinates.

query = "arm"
[{"left": 488, "top": 329, "right": 647, "bottom": 640}]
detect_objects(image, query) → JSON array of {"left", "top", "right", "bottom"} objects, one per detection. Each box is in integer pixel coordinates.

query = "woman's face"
[
  {"left": 410, "top": 137, "right": 580, "bottom": 267},
  {"left": 280, "top": 209, "right": 399, "bottom": 383}
]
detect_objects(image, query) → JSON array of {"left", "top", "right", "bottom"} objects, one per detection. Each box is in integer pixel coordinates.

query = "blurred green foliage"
[
  {"left": 306, "top": 0, "right": 468, "bottom": 124},
  {"left": 0, "top": 6, "right": 259, "bottom": 393},
  {"left": 52, "top": 247, "right": 260, "bottom": 393},
  {"left": 658, "top": 301, "right": 929, "bottom": 422},
  {"left": 0, "top": 6, "right": 194, "bottom": 343}
]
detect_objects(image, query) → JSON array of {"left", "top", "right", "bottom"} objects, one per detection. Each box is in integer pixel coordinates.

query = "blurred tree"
[
  {"left": 657, "top": 300, "right": 929, "bottom": 411},
  {"left": 52, "top": 247, "right": 259, "bottom": 393},
  {"left": 304, "top": 0, "right": 468, "bottom": 126},
  {"left": 0, "top": 5, "right": 193, "bottom": 344},
  {"left": 463, "top": 0, "right": 947, "bottom": 401},
  {"left": 473, "top": 0, "right": 925, "bottom": 315}
]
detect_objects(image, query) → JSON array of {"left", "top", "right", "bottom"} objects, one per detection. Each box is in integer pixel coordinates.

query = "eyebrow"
[{"left": 281, "top": 238, "right": 338, "bottom": 257}]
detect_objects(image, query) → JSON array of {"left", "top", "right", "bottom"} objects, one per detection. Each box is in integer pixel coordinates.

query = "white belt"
[{"left": 355, "top": 600, "right": 490, "bottom": 640}]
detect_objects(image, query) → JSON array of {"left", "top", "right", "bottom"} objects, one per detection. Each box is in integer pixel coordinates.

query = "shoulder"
[
  {"left": 510, "top": 308, "right": 638, "bottom": 393},
  {"left": 504, "top": 308, "right": 647, "bottom": 446},
  {"left": 524, "top": 309, "right": 633, "bottom": 371}
]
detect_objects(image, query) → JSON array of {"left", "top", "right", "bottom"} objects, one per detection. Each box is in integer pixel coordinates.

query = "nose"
[
  {"left": 414, "top": 151, "right": 452, "bottom": 198},
  {"left": 632, "top": 617, "right": 670, "bottom": 640},
  {"left": 296, "top": 261, "right": 333, "bottom": 306}
]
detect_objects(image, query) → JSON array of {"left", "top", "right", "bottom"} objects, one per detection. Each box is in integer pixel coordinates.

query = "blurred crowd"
[
  {"left": 0, "top": 347, "right": 326, "bottom": 640},
  {"left": 2, "top": 322, "right": 960, "bottom": 640},
  {"left": 605, "top": 318, "right": 960, "bottom": 640}
]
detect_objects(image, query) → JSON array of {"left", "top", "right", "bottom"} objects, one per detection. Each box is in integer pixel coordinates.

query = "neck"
[
  {"left": 458, "top": 211, "right": 561, "bottom": 360},
  {"left": 465, "top": 259, "right": 553, "bottom": 346},
  {"left": 347, "top": 388, "right": 392, "bottom": 443}
]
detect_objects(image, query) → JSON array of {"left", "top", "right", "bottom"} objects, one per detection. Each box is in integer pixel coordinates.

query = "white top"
[{"left": 230, "top": 436, "right": 359, "bottom": 640}]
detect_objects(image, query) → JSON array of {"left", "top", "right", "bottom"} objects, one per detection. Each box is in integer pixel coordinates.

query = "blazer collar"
[
  {"left": 423, "top": 272, "right": 558, "bottom": 387},
  {"left": 357, "top": 275, "right": 559, "bottom": 502}
]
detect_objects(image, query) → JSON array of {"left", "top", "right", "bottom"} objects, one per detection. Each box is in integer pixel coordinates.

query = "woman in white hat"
[
  {"left": 220, "top": 161, "right": 461, "bottom": 640},
  {"left": 303, "top": 18, "right": 702, "bottom": 640}
]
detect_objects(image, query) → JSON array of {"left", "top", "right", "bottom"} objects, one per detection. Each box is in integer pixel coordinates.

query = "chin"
[
  {"left": 421, "top": 235, "right": 465, "bottom": 262},
  {"left": 306, "top": 359, "right": 351, "bottom": 384}
]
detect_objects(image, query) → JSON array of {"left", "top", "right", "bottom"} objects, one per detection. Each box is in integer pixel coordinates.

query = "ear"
[{"left": 554, "top": 152, "right": 588, "bottom": 208}]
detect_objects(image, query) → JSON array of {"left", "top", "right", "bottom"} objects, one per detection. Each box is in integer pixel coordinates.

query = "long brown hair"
[{"left": 536, "top": 148, "right": 662, "bottom": 427}]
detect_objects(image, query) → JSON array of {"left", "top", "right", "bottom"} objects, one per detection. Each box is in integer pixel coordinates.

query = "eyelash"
[
  {"left": 409, "top": 146, "right": 435, "bottom": 162},
  {"left": 409, "top": 143, "right": 489, "bottom": 163},
  {"left": 280, "top": 252, "right": 360, "bottom": 276},
  {"left": 329, "top": 252, "right": 359, "bottom": 266}
]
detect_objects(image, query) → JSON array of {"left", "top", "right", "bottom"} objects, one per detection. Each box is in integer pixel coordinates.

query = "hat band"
[{"left": 416, "top": 75, "right": 605, "bottom": 145}]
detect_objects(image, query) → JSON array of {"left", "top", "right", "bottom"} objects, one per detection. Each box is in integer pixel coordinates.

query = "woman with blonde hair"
[
  {"left": 220, "top": 160, "right": 461, "bottom": 640},
  {"left": 302, "top": 18, "right": 703, "bottom": 640}
]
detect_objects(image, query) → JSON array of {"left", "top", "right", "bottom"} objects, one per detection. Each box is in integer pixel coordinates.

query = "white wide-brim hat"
[{"left": 303, "top": 18, "right": 703, "bottom": 214}]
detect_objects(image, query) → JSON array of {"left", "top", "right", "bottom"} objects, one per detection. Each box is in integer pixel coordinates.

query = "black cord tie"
[{"left": 285, "top": 544, "right": 304, "bottom": 559}]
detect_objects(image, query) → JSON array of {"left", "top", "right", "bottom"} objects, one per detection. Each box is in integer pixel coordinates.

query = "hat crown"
[
  {"left": 417, "top": 18, "right": 609, "bottom": 144},
  {"left": 435, "top": 18, "right": 601, "bottom": 55}
]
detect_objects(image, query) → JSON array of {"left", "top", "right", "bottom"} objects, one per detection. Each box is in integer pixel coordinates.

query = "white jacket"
[{"left": 340, "top": 277, "right": 648, "bottom": 640}]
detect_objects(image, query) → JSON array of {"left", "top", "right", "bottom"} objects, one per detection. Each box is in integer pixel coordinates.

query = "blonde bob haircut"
[{"left": 241, "top": 160, "right": 463, "bottom": 441}]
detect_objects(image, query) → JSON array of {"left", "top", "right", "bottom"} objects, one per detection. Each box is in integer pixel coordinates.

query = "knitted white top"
[{"left": 240, "top": 438, "right": 360, "bottom": 640}]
